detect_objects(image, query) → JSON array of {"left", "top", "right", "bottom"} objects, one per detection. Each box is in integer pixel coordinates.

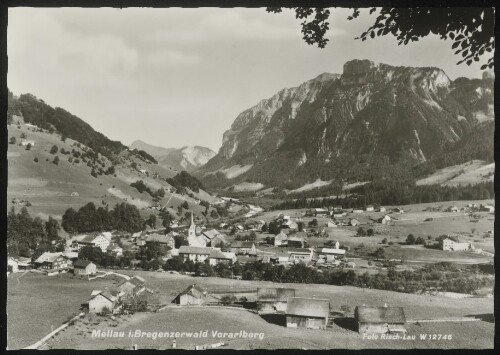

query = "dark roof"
[
  {"left": 145, "top": 233, "right": 173, "bottom": 244},
  {"left": 178, "top": 246, "right": 212, "bottom": 255},
  {"left": 231, "top": 241, "right": 255, "bottom": 248},
  {"left": 355, "top": 306, "right": 406, "bottom": 324},
  {"left": 257, "top": 288, "right": 295, "bottom": 302},
  {"left": 73, "top": 259, "right": 94, "bottom": 268},
  {"left": 288, "top": 248, "right": 312, "bottom": 254},
  {"left": 178, "top": 284, "right": 206, "bottom": 298},
  {"left": 286, "top": 297, "right": 330, "bottom": 318}
]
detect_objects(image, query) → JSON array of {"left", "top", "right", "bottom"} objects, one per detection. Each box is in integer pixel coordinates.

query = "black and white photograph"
[{"left": 5, "top": 2, "right": 496, "bottom": 350}]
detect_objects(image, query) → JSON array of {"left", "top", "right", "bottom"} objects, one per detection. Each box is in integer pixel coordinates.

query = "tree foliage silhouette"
[{"left": 267, "top": 7, "right": 494, "bottom": 69}]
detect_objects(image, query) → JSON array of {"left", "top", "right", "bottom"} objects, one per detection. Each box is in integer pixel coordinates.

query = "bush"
[
  {"left": 406, "top": 234, "right": 416, "bottom": 245},
  {"left": 33, "top": 157, "right": 38, "bottom": 162},
  {"left": 367, "top": 228, "right": 374, "bottom": 236},
  {"left": 25, "top": 143, "right": 32, "bottom": 150},
  {"left": 356, "top": 227, "right": 366, "bottom": 237},
  {"left": 53, "top": 156, "right": 60, "bottom": 165},
  {"left": 9, "top": 137, "right": 16, "bottom": 144}
]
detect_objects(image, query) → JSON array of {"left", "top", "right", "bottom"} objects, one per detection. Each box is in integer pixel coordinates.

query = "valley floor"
[{"left": 7, "top": 271, "right": 494, "bottom": 350}]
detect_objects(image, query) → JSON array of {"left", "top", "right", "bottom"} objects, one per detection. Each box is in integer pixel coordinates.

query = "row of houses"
[
  {"left": 306, "top": 205, "right": 400, "bottom": 217},
  {"left": 172, "top": 285, "right": 406, "bottom": 333},
  {"left": 71, "top": 232, "right": 123, "bottom": 256}
]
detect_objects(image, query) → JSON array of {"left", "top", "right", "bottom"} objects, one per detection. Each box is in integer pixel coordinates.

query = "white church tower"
[{"left": 188, "top": 212, "right": 205, "bottom": 247}]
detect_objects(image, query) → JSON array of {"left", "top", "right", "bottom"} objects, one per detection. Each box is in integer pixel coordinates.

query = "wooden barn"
[
  {"left": 354, "top": 305, "right": 407, "bottom": 334},
  {"left": 257, "top": 287, "right": 296, "bottom": 313},
  {"left": 286, "top": 297, "right": 330, "bottom": 329},
  {"left": 173, "top": 284, "right": 207, "bottom": 306}
]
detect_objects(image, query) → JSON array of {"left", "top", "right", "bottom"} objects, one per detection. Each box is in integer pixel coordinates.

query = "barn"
[
  {"left": 173, "top": 284, "right": 207, "bottom": 306},
  {"left": 354, "top": 305, "right": 407, "bottom": 334},
  {"left": 257, "top": 287, "right": 296, "bottom": 313},
  {"left": 286, "top": 297, "right": 330, "bottom": 329}
]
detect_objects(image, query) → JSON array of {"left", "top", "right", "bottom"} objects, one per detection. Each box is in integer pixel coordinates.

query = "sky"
[{"left": 8, "top": 7, "right": 491, "bottom": 153}]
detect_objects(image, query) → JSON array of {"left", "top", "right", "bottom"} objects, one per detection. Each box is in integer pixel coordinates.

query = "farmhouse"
[
  {"left": 173, "top": 284, "right": 207, "bottom": 306},
  {"left": 378, "top": 206, "right": 386, "bottom": 212},
  {"left": 117, "top": 276, "right": 146, "bottom": 297},
  {"left": 447, "top": 206, "right": 459, "bottom": 212},
  {"left": 365, "top": 205, "right": 374, "bottom": 212},
  {"left": 274, "top": 232, "right": 288, "bottom": 246},
  {"left": 230, "top": 241, "right": 256, "bottom": 255},
  {"left": 393, "top": 207, "right": 404, "bottom": 214},
  {"left": 288, "top": 248, "right": 316, "bottom": 263},
  {"left": 7, "top": 257, "right": 19, "bottom": 273},
  {"left": 76, "top": 234, "right": 110, "bottom": 252},
  {"left": 286, "top": 297, "right": 330, "bottom": 329},
  {"left": 306, "top": 208, "right": 330, "bottom": 217},
  {"left": 440, "top": 238, "right": 475, "bottom": 252},
  {"left": 269, "top": 253, "right": 291, "bottom": 266},
  {"left": 178, "top": 246, "right": 212, "bottom": 262},
  {"left": 89, "top": 290, "right": 118, "bottom": 314},
  {"left": 316, "top": 247, "right": 346, "bottom": 262},
  {"left": 73, "top": 260, "right": 97, "bottom": 275},
  {"left": 106, "top": 243, "right": 123, "bottom": 256},
  {"left": 33, "top": 252, "right": 72, "bottom": 272},
  {"left": 257, "top": 287, "right": 296, "bottom": 313},
  {"left": 352, "top": 209, "right": 364, "bottom": 213},
  {"left": 202, "top": 229, "right": 228, "bottom": 247},
  {"left": 480, "top": 204, "right": 495, "bottom": 212},
  {"left": 327, "top": 221, "right": 337, "bottom": 228},
  {"left": 208, "top": 249, "right": 237, "bottom": 265},
  {"left": 20, "top": 140, "right": 35, "bottom": 146},
  {"left": 145, "top": 233, "right": 175, "bottom": 249},
  {"left": 281, "top": 220, "right": 298, "bottom": 230},
  {"left": 354, "top": 305, "right": 407, "bottom": 334},
  {"left": 378, "top": 215, "right": 392, "bottom": 224}
]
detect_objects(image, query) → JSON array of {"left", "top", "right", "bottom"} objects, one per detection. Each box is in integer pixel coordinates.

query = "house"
[
  {"left": 270, "top": 253, "right": 291, "bottom": 266},
  {"left": 117, "top": 276, "right": 146, "bottom": 297},
  {"left": 33, "top": 252, "right": 72, "bottom": 271},
  {"left": 145, "top": 233, "right": 175, "bottom": 250},
  {"left": 7, "top": 257, "right": 19, "bottom": 273},
  {"left": 440, "top": 238, "right": 474, "bottom": 252},
  {"left": 178, "top": 246, "right": 212, "bottom": 262},
  {"left": 365, "top": 205, "right": 375, "bottom": 212},
  {"left": 333, "top": 205, "right": 343, "bottom": 213},
  {"left": 274, "top": 232, "right": 288, "bottom": 246},
  {"left": 306, "top": 208, "right": 329, "bottom": 217},
  {"left": 378, "top": 206, "right": 386, "bottom": 212},
  {"left": 354, "top": 305, "right": 406, "bottom": 334},
  {"left": 89, "top": 290, "right": 118, "bottom": 314},
  {"left": 76, "top": 234, "right": 110, "bottom": 252},
  {"left": 288, "top": 248, "right": 315, "bottom": 263},
  {"left": 202, "top": 229, "right": 228, "bottom": 247},
  {"left": 20, "top": 140, "right": 35, "bottom": 146},
  {"left": 106, "top": 243, "right": 123, "bottom": 256},
  {"left": 326, "top": 221, "right": 337, "bottom": 228},
  {"left": 73, "top": 260, "right": 97, "bottom": 275},
  {"left": 230, "top": 241, "right": 256, "bottom": 255},
  {"left": 139, "top": 169, "right": 147, "bottom": 174},
  {"left": 287, "top": 236, "right": 306, "bottom": 248},
  {"left": 257, "top": 288, "right": 296, "bottom": 313},
  {"left": 173, "top": 284, "right": 207, "bottom": 305},
  {"left": 281, "top": 220, "right": 298, "bottom": 230},
  {"left": 349, "top": 218, "right": 361, "bottom": 226},
  {"left": 480, "top": 204, "right": 495, "bottom": 212},
  {"left": 316, "top": 247, "right": 346, "bottom": 262},
  {"left": 208, "top": 249, "right": 237, "bottom": 266},
  {"left": 393, "top": 207, "right": 404, "bottom": 214},
  {"left": 378, "top": 215, "right": 392, "bottom": 224},
  {"left": 352, "top": 209, "right": 364, "bottom": 213},
  {"left": 447, "top": 206, "right": 459, "bottom": 212},
  {"left": 286, "top": 297, "right": 330, "bottom": 329}
]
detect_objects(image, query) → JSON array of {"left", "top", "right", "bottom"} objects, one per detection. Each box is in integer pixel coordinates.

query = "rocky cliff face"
[{"left": 199, "top": 60, "right": 493, "bottom": 190}]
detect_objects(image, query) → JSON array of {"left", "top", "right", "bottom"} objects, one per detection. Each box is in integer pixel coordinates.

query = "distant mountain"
[
  {"left": 130, "top": 140, "right": 216, "bottom": 173},
  {"left": 197, "top": 60, "right": 494, "bottom": 193}
]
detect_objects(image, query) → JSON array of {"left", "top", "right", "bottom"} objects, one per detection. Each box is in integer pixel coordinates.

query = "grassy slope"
[
  {"left": 7, "top": 124, "right": 218, "bottom": 223},
  {"left": 416, "top": 160, "right": 494, "bottom": 186}
]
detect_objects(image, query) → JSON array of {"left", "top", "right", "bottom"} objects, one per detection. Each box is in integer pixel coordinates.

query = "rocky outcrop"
[{"left": 199, "top": 60, "right": 493, "bottom": 189}]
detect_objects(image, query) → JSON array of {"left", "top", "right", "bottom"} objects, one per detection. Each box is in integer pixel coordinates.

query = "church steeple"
[{"left": 188, "top": 211, "right": 196, "bottom": 238}]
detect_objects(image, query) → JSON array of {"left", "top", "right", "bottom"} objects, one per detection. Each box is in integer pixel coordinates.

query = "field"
[
  {"left": 42, "top": 270, "right": 495, "bottom": 349},
  {"left": 6, "top": 272, "right": 126, "bottom": 349},
  {"left": 250, "top": 200, "right": 494, "bottom": 263},
  {"left": 416, "top": 160, "right": 494, "bottom": 187}
]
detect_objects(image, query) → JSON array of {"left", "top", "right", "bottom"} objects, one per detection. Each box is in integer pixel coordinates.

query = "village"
[{"left": 7, "top": 198, "right": 495, "bottom": 350}]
